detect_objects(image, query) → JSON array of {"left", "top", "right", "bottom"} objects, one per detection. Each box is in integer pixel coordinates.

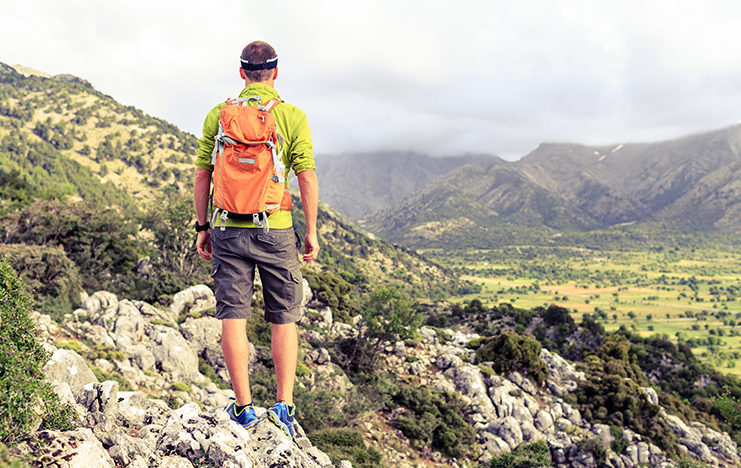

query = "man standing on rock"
[{"left": 193, "top": 40, "right": 319, "bottom": 439}]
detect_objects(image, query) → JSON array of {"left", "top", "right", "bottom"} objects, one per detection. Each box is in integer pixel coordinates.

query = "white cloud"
[{"left": 2, "top": 0, "right": 741, "bottom": 160}]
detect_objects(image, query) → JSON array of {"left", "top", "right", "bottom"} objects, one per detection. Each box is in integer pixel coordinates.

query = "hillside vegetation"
[{"left": 0, "top": 62, "right": 195, "bottom": 210}]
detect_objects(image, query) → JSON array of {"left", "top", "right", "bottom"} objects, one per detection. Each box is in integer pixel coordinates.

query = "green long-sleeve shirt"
[{"left": 195, "top": 83, "right": 315, "bottom": 229}]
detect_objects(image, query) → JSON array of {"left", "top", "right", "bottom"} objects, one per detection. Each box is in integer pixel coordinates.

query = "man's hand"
[
  {"left": 196, "top": 231, "right": 212, "bottom": 261},
  {"left": 303, "top": 232, "right": 319, "bottom": 263}
]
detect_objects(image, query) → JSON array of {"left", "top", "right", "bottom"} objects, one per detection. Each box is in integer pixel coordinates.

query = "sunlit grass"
[{"left": 431, "top": 246, "right": 741, "bottom": 376}]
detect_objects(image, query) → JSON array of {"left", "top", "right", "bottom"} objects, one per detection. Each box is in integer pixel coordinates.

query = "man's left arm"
[{"left": 296, "top": 169, "right": 319, "bottom": 262}]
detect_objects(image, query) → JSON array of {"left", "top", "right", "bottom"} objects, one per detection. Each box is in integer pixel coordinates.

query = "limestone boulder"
[
  {"left": 148, "top": 325, "right": 201, "bottom": 383},
  {"left": 169, "top": 284, "right": 216, "bottom": 319},
  {"left": 444, "top": 364, "right": 492, "bottom": 407},
  {"left": 43, "top": 346, "right": 99, "bottom": 395},
  {"left": 15, "top": 428, "right": 116, "bottom": 468}
]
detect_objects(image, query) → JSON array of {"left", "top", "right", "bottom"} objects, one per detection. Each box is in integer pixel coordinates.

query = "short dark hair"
[{"left": 240, "top": 41, "right": 277, "bottom": 82}]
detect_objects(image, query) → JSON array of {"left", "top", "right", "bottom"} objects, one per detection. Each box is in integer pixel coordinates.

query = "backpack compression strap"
[{"left": 256, "top": 98, "right": 287, "bottom": 186}]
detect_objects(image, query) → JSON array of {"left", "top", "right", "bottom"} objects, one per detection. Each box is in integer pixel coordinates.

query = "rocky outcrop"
[
  {"left": 15, "top": 380, "right": 333, "bottom": 468},
  {"left": 381, "top": 326, "right": 741, "bottom": 468},
  {"left": 26, "top": 286, "right": 741, "bottom": 468},
  {"left": 27, "top": 283, "right": 345, "bottom": 468}
]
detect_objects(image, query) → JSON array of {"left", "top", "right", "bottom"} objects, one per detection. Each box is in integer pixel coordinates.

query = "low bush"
[
  {"left": 310, "top": 428, "right": 382, "bottom": 468},
  {"left": 0, "top": 442, "right": 32, "bottom": 468},
  {"left": 476, "top": 332, "right": 548, "bottom": 385},
  {"left": 90, "top": 367, "right": 132, "bottom": 392},
  {"left": 392, "top": 384, "right": 476, "bottom": 459},
  {"left": 198, "top": 358, "right": 230, "bottom": 390},
  {"left": 172, "top": 382, "right": 192, "bottom": 392},
  {"left": 294, "top": 388, "right": 368, "bottom": 434},
  {"left": 716, "top": 392, "right": 741, "bottom": 425},
  {"left": 487, "top": 439, "right": 551, "bottom": 468},
  {"left": 302, "top": 269, "right": 356, "bottom": 322},
  {"left": 577, "top": 438, "right": 608, "bottom": 465},
  {"left": 2, "top": 244, "right": 82, "bottom": 322},
  {"left": 0, "top": 258, "right": 78, "bottom": 445},
  {"left": 676, "top": 457, "right": 712, "bottom": 468}
]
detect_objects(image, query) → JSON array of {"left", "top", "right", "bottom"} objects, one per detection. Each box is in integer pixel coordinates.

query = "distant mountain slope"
[
  {"left": 518, "top": 125, "right": 741, "bottom": 227},
  {"left": 0, "top": 62, "right": 195, "bottom": 210},
  {"left": 365, "top": 125, "right": 741, "bottom": 248},
  {"left": 314, "top": 152, "right": 501, "bottom": 219}
]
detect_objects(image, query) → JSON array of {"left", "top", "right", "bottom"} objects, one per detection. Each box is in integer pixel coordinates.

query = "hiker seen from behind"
[{"left": 193, "top": 40, "right": 319, "bottom": 440}]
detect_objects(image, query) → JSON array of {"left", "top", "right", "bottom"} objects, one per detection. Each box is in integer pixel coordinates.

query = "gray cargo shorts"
[{"left": 210, "top": 227, "right": 303, "bottom": 324}]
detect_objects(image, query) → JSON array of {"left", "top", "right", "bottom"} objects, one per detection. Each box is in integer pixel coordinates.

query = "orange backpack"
[{"left": 210, "top": 96, "right": 293, "bottom": 232}]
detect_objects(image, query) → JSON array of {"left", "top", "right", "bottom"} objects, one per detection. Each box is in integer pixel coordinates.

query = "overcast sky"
[{"left": 2, "top": 0, "right": 741, "bottom": 160}]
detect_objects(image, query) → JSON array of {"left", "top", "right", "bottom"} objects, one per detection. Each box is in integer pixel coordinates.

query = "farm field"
[{"left": 427, "top": 245, "right": 741, "bottom": 376}]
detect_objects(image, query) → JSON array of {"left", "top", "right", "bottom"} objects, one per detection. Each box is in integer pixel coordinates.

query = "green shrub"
[
  {"left": 467, "top": 337, "right": 483, "bottom": 349},
  {"left": 310, "top": 428, "right": 382, "bottom": 468},
  {"left": 296, "top": 363, "right": 310, "bottom": 377},
  {"left": 341, "top": 287, "right": 422, "bottom": 372},
  {"left": 303, "top": 269, "right": 356, "bottom": 322},
  {"left": 392, "top": 384, "right": 476, "bottom": 459},
  {"left": 676, "top": 457, "right": 712, "bottom": 468},
  {"left": 56, "top": 341, "right": 125, "bottom": 362},
  {"left": 90, "top": 367, "right": 132, "bottom": 391},
  {"left": 609, "top": 425, "right": 628, "bottom": 454},
  {"left": 172, "top": 382, "right": 192, "bottom": 392},
  {"left": 0, "top": 258, "right": 78, "bottom": 445},
  {"left": 574, "top": 334, "right": 680, "bottom": 455},
  {"left": 0, "top": 442, "right": 32, "bottom": 468},
  {"left": 293, "top": 388, "right": 366, "bottom": 434},
  {"left": 487, "top": 439, "right": 551, "bottom": 468},
  {"left": 2, "top": 244, "right": 82, "bottom": 322},
  {"left": 715, "top": 387, "right": 741, "bottom": 427},
  {"left": 198, "top": 358, "right": 230, "bottom": 390},
  {"left": 476, "top": 332, "right": 549, "bottom": 385},
  {"left": 577, "top": 438, "right": 607, "bottom": 465}
]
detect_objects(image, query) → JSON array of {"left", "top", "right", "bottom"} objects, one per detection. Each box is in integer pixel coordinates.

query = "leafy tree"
[
  {"left": 342, "top": 287, "right": 422, "bottom": 372},
  {"left": 2, "top": 200, "right": 141, "bottom": 298},
  {"left": 139, "top": 192, "right": 209, "bottom": 302},
  {"left": 0, "top": 168, "right": 30, "bottom": 202}
]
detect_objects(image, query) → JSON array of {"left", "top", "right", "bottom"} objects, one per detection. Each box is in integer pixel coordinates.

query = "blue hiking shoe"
[
  {"left": 267, "top": 401, "right": 295, "bottom": 439},
  {"left": 226, "top": 398, "right": 258, "bottom": 429}
]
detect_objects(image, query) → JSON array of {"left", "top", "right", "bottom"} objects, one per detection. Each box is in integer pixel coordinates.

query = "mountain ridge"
[
  {"left": 363, "top": 125, "right": 741, "bottom": 248},
  {"left": 315, "top": 152, "right": 502, "bottom": 220}
]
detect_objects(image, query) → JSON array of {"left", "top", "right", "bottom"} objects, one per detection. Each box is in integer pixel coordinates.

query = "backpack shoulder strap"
[
  {"left": 228, "top": 96, "right": 262, "bottom": 107},
  {"left": 260, "top": 97, "right": 283, "bottom": 112}
]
